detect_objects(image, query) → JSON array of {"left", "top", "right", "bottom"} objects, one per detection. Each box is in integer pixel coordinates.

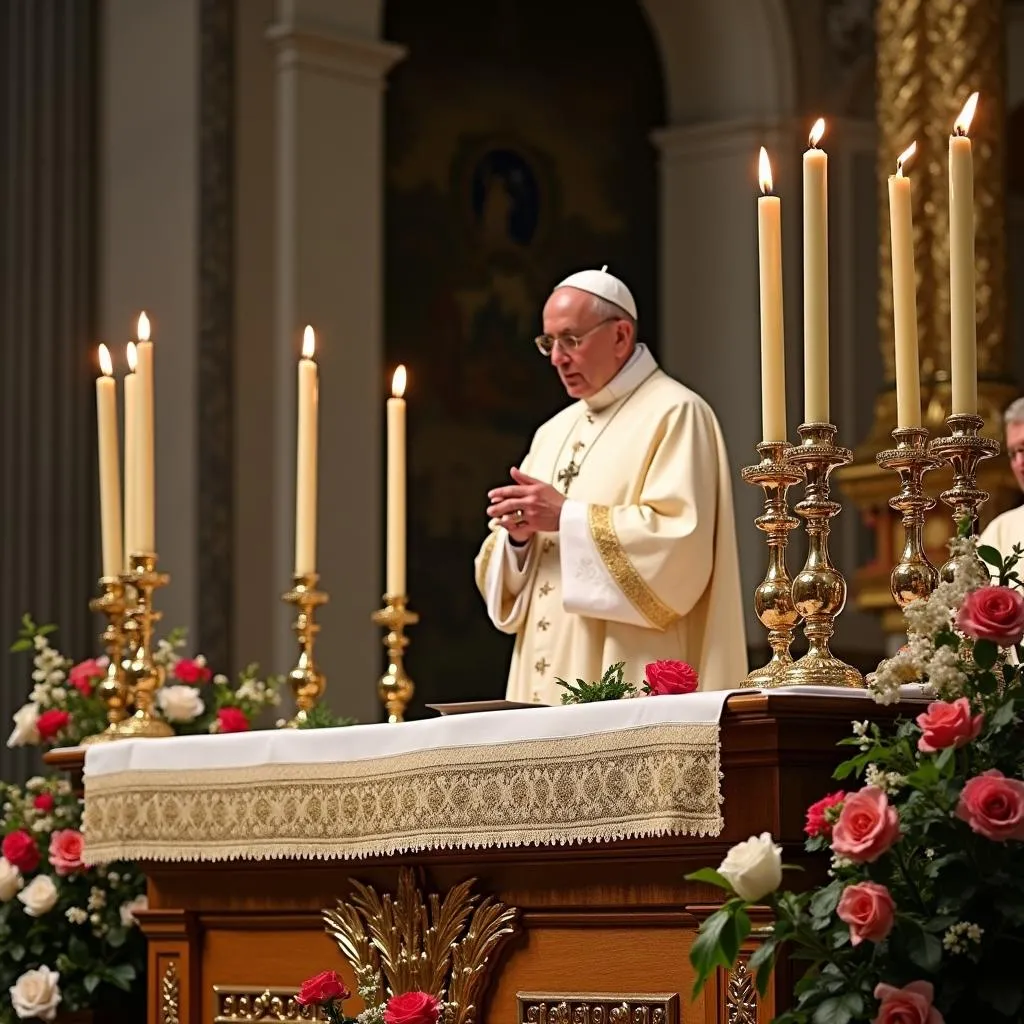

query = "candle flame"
[
  {"left": 301, "top": 325, "right": 315, "bottom": 359},
  {"left": 896, "top": 141, "right": 917, "bottom": 177},
  {"left": 98, "top": 344, "right": 113, "bottom": 377},
  {"left": 953, "top": 91, "right": 979, "bottom": 136},
  {"left": 392, "top": 365, "right": 407, "bottom": 398},
  {"left": 137, "top": 312, "right": 150, "bottom": 342},
  {"left": 808, "top": 117, "right": 826, "bottom": 148},
  {"left": 758, "top": 147, "right": 773, "bottom": 194},
  {"left": 126, "top": 341, "right": 137, "bottom": 372}
]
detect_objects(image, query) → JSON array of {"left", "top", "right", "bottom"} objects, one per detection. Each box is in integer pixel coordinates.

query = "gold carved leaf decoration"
[
  {"left": 324, "top": 868, "right": 517, "bottom": 1024},
  {"left": 517, "top": 994, "right": 679, "bottom": 1024},
  {"left": 212, "top": 986, "right": 328, "bottom": 1021},
  {"left": 161, "top": 961, "right": 180, "bottom": 1024},
  {"left": 726, "top": 961, "right": 757, "bottom": 1024}
]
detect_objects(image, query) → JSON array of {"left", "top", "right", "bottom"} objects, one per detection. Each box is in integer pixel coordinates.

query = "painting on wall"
[{"left": 384, "top": 0, "right": 665, "bottom": 712}]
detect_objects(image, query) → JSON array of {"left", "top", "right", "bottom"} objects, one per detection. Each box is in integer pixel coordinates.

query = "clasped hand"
[{"left": 487, "top": 467, "right": 565, "bottom": 542}]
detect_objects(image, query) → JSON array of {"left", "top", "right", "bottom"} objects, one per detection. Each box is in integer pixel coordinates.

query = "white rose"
[
  {"left": 10, "top": 966, "right": 61, "bottom": 1021},
  {"left": 717, "top": 832, "right": 783, "bottom": 902},
  {"left": 18, "top": 875, "right": 58, "bottom": 917},
  {"left": 157, "top": 685, "right": 205, "bottom": 723},
  {"left": 7, "top": 704, "right": 40, "bottom": 748},
  {"left": 120, "top": 893, "right": 148, "bottom": 927},
  {"left": 0, "top": 858, "right": 23, "bottom": 901}
]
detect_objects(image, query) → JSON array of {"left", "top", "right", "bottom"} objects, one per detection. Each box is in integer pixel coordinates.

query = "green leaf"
[
  {"left": 690, "top": 907, "right": 743, "bottom": 998},
  {"left": 978, "top": 975, "right": 1024, "bottom": 1016},
  {"left": 105, "top": 925, "right": 127, "bottom": 948},
  {"left": 8, "top": 943, "right": 25, "bottom": 963},
  {"left": 84, "top": 974, "right": 101, "bottom": 994},
  {"left": 973, "top": 639, "right": 999, "bottom": 670},
  {"left": 979, "top": 544, "right": 1004, "bottom": 569},
  {"left": 684, "top": 867, "right": 735, "bottom": 892},
  {"left": 809, "top": 879, "right": 842, "bottom": 922},
  {"left": 990, "top": 699, "right": 1017, "bottom": 730},
  {"left": 906, "top": 926, "right": 942, "bottom": 972},
  {"left": 748, "top": 938, "right": 778, "bottom": 997},
  {"left": 68, "top": 935, "right": 91, "bottom": 967},
  {"left": 9, "top": 639, "right": 31, "bottom": 653},
  {"left": 812, "top": 993, "right": 863, "bottom": 1024},
  {"left": 104, "top": 963, "right": 136, "bottom": 991}
]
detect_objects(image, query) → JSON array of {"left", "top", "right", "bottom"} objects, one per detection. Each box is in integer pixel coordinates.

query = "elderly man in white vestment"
[
  {"left": 979, "top": 398, "right": 1024, "bottom": 555},
  {"left": 474, "top": 267, "right": 747, "bottom": 705}
]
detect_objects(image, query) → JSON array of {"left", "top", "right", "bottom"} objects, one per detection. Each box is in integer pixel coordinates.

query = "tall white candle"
[
  {"left": 387, "top": 366, "right": 407, "bottom": 596},
  {"left": 803, "top": 118, "right": 830, "bottom": 424},
  {"left": 295, "top": 326, "right": 319, "bottom": 577},
  {"left": 757, "top": 147, "right": 787, "bottom": 443},
  {"left": 949, "top": 91, "right": 979, "bottom": 416},
  {"left": 95, "top": 345, "right": 123, "bottom": 579},
  {"left": 123, "top": 343, "right": 138, "bottom": 567},
  {"left": 888, "top": 142, "right": 922, "bottom": 429},
  {"left": 134, "top": 312, "right": 155, "bottom": 552}
]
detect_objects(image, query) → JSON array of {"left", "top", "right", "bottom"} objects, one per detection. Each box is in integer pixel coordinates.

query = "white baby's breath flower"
[
  {"left": 32, "top": 635, "right": 47, "bottom": 651},
  {"left": 65, "top": 907, "right": 88, "bottom": 925},
  {"left": 943, "top": 920, "right": 984, "bottom": 954},
  {"left": 87, "top": 887, "right": 106, "bottom": 911}
]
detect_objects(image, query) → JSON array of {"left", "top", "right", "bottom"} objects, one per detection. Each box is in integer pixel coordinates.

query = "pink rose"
[
  {"left": 296, "top": 970, "right": 350, "bottom": 1008},
  {"left": 956, "top": 585, "right": 1024, "bottom": 647},
  {"left": 831, "top": 787, "right": 901, "bottom": 863},
  {"left": 174, "top": 658, "right": 212, "bottom": 685},
  {"left": 873, "top": 981, "right": 944, "bottom": 1024},
  {"left": 48, "top": 829, "right": 84, "bottom": 876},
  {"left": 644, "top": 660, "right": 699, "bottom": 695},
  {"left": 804, "top": 791, "right": 846, "bottom": 838},
  {"left": 36, "top": 710, "right": 70, "bottom": 742},
  {"left": 217, "top": 707, "right": 250, "bottom": 733},
  {"left": 69, "top": 658, "right": 106, "bottom": 696},
  {"left": 837, "top": 881, "right": 895, "bottom": 945},
  {"left": 956, "top": 769, "right": 1024, "bottom": 841},
  {"left": 384, "top": 992, "right": 441, "bottom": 1024},
  {"left": 33, "top": 794, "right": 54, "bottom": 813},
  {"left": 916, "top": 698, "right": 984, "bottom": 753},
  {"left": 1, "top": 830, "right": 40, "bottom": 873}
]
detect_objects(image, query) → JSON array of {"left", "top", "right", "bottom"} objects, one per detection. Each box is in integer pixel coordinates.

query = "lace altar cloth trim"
[{"left": 82, "top": 721, "right": 722, "bottom": 864}]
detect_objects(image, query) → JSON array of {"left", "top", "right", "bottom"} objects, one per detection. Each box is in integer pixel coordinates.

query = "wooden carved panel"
[
  {"left": 212, "top": 986, "right": 329, "bottom": 1021},
  {"left": 726, "top": 961, "right": 757, "bottom": 1024},
  {"left": 517, "top": 993, "right": 679, "bottom": 1024}
]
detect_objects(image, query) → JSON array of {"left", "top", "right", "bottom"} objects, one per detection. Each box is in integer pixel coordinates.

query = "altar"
[{"left": 65, "top": 689, "right": 908, "bottom": 1024}]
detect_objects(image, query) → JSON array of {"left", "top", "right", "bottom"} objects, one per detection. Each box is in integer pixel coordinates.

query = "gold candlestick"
[
  {"left": 372, "top": 595, "right": 418, "bottom": 723},
  {"left": 116, "top": 553, "right": 174, "bottom": 738},
  {"left": 81, "top": 578, "right": 130, "bottom": 745},
  {"left": 782, "top": 423, "right": 862, "bottom": 688},
  {"left": 282, "top": 572, "right": 328, "bottom": 726},
  {"left": 739, "top": 442, "right": 803, "bottom": 688},
  {"left": 928, "top": 413, "right": 1000, "bottom": 580},
  {"left": 876, "top": 427, "right": 940, "bottom": 608}
]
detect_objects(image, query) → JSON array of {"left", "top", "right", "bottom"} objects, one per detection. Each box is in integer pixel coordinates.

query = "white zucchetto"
[{"left": 554, "top": 265, "right": 637, "bottom": 320}]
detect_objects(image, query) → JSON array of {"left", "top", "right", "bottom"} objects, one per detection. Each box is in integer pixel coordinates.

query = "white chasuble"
[{"left": 473, "top": 345, "right": 748, "bottom": 705}]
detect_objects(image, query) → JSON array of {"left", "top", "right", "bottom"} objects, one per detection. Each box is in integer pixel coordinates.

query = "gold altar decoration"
[
  {"left": 282, "top": 572, "right": 329, "bottom": 726},
  {"left": 213, "top": 987, "right": 327, "bottom": 1022},
  {"left": 81, "top": 576, "right": 130, "bottom": 745},
  {"left": 840, "top": 0, "right": 1017, "bottom": 629},
  {"left": 324, "top": 868, "right": 517, "bottom": 1024},
  {"left": 372, "top": 594, "right": 418, "bottom": 723},
  {"left": 783, "top": 424, "right": 862, "bottom": 688},
  {"left": 517, "top": 994, "right": 679, "bottom": 1024},
  {"left": 161, "top": 961, "right": 181, "bottom": 1024},
  {"left": 740, "top": 442, "right": 803, "bottom": 688}
]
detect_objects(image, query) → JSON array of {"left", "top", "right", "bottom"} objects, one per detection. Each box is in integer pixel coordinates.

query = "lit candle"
[
  {"left": 294, "top": 326, "right": 319, "bottom": 577},
  {"left": 95, "top": 345, "right": 123, "bottom": 579},
  {"left": 134, "top": 312, "right": 155, "bottom": 553},
  {"left": 123, "top": 342, "right": 138, "bottom": 567},
  {"left": 757, "top": 147, "right": 787, "bottom": 443},
  {"left": 803, "top": 117, "right": 829, "bottom": 424},
  {"left": 949, "top": 91, "right": 979, "bottom": 416},
  {"left": 888, "top": 142, "right": 922, "bottom": 429},
  {"left": 387, "top": 367, "right": 407, "bottom": 596}
]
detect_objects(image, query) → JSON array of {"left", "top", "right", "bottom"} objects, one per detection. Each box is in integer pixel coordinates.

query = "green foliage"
[
  {"left": 556, "top": 661, "right": 638, "bottom": 704},
  {"left": 295, "top": 704, "right": 359, "bottom": 729}
]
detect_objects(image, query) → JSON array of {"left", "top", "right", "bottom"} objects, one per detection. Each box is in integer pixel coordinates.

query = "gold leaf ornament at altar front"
[{"left": 323, "top": 868, "right": 518, "bottom": 1024}]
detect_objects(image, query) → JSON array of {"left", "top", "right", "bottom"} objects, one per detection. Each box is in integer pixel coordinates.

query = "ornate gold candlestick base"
[
  {"left": 876, "top": 427, "right": 940, "bottom": 609},
  {"left": 782, "top": 423, "right": 862, "bottom": 688},
  {"left": 372, "top": 595, "right": 418, "bottom": 723},
  {"left": 282, "top": 572, "right": 329, "bottom": 726},
  {"left": 116, "top": 553, "right": 175, "bottom": 738},
  {"left": 739, "top": 442, "right": 803, "bottom": 688},
  {"left": 81, "top": 577, "right": 130, "bottom": 746},
  {"left": 928, "top": 413, "right": 1000, "bottom": 581}
]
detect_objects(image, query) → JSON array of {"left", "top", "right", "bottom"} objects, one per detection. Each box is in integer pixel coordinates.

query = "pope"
[{"left": 474, "top": 266, "right": 747, "bottom": 704}]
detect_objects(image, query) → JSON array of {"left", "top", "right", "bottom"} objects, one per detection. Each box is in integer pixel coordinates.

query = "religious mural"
[{"left": 383, "top": 0, "right": 665, "bottom": 711}]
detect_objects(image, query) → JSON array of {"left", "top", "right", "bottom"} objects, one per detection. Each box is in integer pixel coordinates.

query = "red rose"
[
  {"left": 916, "top": 697, "right": 983, "bottom": 754},
  {"left": 956, "top": 769, "right": 1024, "bottom": 841},
  {"left": 48, "top": 829, "right": 84, "bottom": 876},
  {"left": 69, "top": 658, "right": 106, "bottom": 696},
  {"left": 296, "top": 970, "right": 350, "bottom": 1007},
  {"left": 33, "top": 794, "right": 54, "bottom": 813},
  {"left": 36, "top": 710, "right": 70, "bottom": 742},
  {"left": 217, "top": 707, "right": 250, "bottom": 733},
  {"left": 956, "top": 585, "right": 1024, "bottom": 647},
  {"left": 804, "top": 791, "right": 846, "bottom": 838},
  {"left": 1, "top": 830, "right": 40, "bottom": 873},
  {"left": 831, "top": 786, "right": 901, "bottom": 863},
  {"left": 384, "top": 991, "right": 441, "bottom": 1024},
  {"left": 837, "top": 881, "right": 895, "bottom": 946},
  {"left": 644, "top": 660, "right": 699, "bottom": 696},
  {"left": 873, "top": 981, "right": 944, "bottom": 1024},
  {"left": 174, "top": 658, "right": 212, "bottom": 684}
]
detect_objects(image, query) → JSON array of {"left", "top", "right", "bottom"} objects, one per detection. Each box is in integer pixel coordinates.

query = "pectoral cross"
[{"left": 556, "top": 441, "right": 585, "bottom": 494}]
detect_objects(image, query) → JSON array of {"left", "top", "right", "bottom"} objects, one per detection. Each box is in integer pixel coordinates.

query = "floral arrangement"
[
  {"left": 295, "top": 972, "right": 440, "bottom": 1024},
  {"left": 7, "top": 616, "right": 285, "bottom": 748},
  {"left": 556, "top": 659, "right": 698, "bottom": 704},
  {"left": 0, "top": 775, "right": 146, "bottom": 1022},
  {"left": 688, "top": 536, "right": 1024, "bottom": 1024}
]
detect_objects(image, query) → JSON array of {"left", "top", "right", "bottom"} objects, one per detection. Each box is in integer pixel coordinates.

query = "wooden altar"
[{"left": 54, "top": 692, "right": 904, "bottom": 1024}]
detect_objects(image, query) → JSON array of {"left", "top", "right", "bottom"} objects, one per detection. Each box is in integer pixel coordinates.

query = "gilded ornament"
[
  {"left": 518, "top": 994, "right": 678, "bottom": 1024},
  {"left": 161, "top": 961, "right": 180, "bottom": 1024},
  {"left": 212, "top": 986, "right": 327, "bottom": 1021},
  {"left": 726, "top": 961, "right": 757, "bottom": 1024}
]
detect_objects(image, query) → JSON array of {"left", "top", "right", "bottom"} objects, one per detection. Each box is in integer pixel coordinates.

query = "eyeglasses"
[{"left": 534, "top": 317, "right": 618, "bottom": 356}]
